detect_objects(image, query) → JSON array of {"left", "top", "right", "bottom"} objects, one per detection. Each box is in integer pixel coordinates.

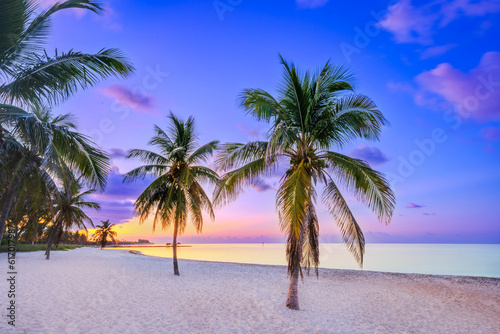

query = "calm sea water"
[{"left": 110, "top": 243, "right": 500, "bottom": 278}]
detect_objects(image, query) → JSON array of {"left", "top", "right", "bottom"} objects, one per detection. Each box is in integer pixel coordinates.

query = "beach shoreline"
[{"left": 1, "top": 247, "right": 499, "bottom": 333}]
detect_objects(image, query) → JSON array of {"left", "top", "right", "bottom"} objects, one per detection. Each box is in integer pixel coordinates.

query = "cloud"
[
  {"left": 378, "top": 0, "right": 436, "bottom": 44},
  {"left": 420, "top": 44, "right": 457, "bottom": 59},
  {"left": 379, "top": 0, "right": 500, "bottom": 45},
  {"left": 480, "top": 126, "right": 500, "bottom": 141},
  {"left": 237, "top": 123, "right": 263, "bottom": 139},
  {"left": 415, "top": 51, "right": 500, "bottom": 122},
  {"left": 406, "top": 202, "right": 423, "bottom": 209},
  {"left": 95, "top": 4, "right": 123, "bottom": 31},
  {"left": 109, "top": 148, "right": 128, "bottom": 159},
  {"left": 251, "top": 178, "right": 274, "bottom": 192},
  {"left": 440, "top": 0, "right": 500, "bottom": 26},
  {"left": 349, "top": 144, "right": 389, "bottom": 165},
  {"left": 101, "top": 84, "right": 156, "bottom": 112},
  {"left": 296, "top": 0, "right": 329, "bottom": 9},
  {"left": 85, "top": 166, "right": 153, "bottom": 224}
]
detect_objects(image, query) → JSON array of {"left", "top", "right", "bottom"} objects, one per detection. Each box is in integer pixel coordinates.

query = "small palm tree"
[
  {"left": 214, "top": 56, "right": 395, "bottom": 310},
  {"left": 92, "top": 220, "right": 117, "bottom": 249},
  {"left": 46, "top": 177, "right": 100, "bottom": 259},
  {"left": 124, "top": 113, "right": 219, "bottom": 275}
]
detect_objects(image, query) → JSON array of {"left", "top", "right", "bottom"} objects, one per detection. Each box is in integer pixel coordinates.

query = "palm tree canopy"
[
  {"left": 0, "top": 106, "right": 111, "bottom": 190},
  {"left": 124, "top": 113, "right": 219, "bottom": 234},
  {"left": 92, "top": 219, "right": 117, "bottom": 245},
  {"left": 214, "top": 56, "right": 395, "bottom": 272},
  {"left": 0, "top": 0, "right": 134, "bottom": 108},
  {"left": 93, "top": 219, "right": 117, "bottom": 236},
  {"left": 53, "top": 176, "right": 100, "bottom": 233}
]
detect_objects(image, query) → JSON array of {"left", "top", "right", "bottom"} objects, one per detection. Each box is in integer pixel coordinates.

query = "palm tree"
[
  {"left": 214, "top": 56, "right": 396, "bottom": 310},
  {"left": 0, "top": 0, "right": 134, "bottom": 109},
  {"left": 124, "top": 113, "right": 219, "bottom": 275},
  {"left": 46, "top": 176, "right": 99, "bottom": 259},
  {"left": 0, "top": 108, "right": 110, "bottom": 241},
  {"left": 92, "top": 220, "right": 117, "bottom": 249},
  {"left": 0, "top": 0, "right": 133, "bottom": 241}
]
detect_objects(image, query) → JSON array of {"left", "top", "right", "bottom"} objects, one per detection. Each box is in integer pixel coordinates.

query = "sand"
[{"left": 1, "top": 247, "right": 499, "bottom": 334}]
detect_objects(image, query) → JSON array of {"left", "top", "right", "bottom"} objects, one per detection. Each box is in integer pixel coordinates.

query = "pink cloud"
[
  {"left": 379, "top": 0, "right": 500, "bottom": 45},
  {"left": 480, "top": 127, "right": 500, "bottom": 141},
  {"left": 296, "top": 0, "right": 329, "bottom": 9},
  {"left": 95, "top": 4, "right": 123, "bottom": 31},
  {"left": 420, "top": 44, "right": 457, "bottom": 59},
  {"left": 378, "top": 0, "right": 436, "bottom": 44},
  {"left": 440, "top": 0, "right": 500, "bottom": 26},
  {"left": 237, "top": 123, "right": 263, "bottom": 138},
  {"left": 101, "top": 84, "right": 156, "bottom": 112},
  {"left": 415, "top": 51, "right": 500, "bottom": 122},
  {"left": 406, "top": 202, "right": 423, "bottom": 209}
]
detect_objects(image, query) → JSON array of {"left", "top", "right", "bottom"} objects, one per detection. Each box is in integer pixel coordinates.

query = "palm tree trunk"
[
  {"left": 45, "top": 230, "right": 56, "bottom": 260},
  {"left": 286, "top": 257, "right": 301, "bottom": 310},
  {"left": 45, "top": 224, "right": 59, "bottom": 260},
  {"left": 286, "top": 227, "right": 304, "bottom": 310},
  {"left": 172, "top": 223, "right": 180, "bottom": 276},
  {"left": 12, "top": 224, "right": 19, "bottom": 258}
]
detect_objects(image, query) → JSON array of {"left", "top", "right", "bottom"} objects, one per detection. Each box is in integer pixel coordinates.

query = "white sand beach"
[{"left": 1, "top": 247, "right": 499, "bottom": 334}]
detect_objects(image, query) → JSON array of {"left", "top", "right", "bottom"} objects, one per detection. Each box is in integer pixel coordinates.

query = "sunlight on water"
[{"left": 109, "top": 243, "right": 500, "bottom": 278}]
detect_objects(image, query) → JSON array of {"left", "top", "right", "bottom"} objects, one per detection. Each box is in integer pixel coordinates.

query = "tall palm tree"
[
  {"left": 124, "top": 113, "right": 219, "bottom": 275},
  {"left": 214, "top": 56, "right": 396, "bottom": 310},
  {"left": 46, "top": 176, "right": 99, "bottom": 259},
  {"left": 0, "top": 0, "right": 133, "bottom": 241},
  {"left": 0, "top": 0, "right": 134, "bottom": 109},
  {"left": 92, "top": 219, "right": 117, "bottom": 249},
  {"left": 0, "top": 108, "right": 110, "bottom": 241}
]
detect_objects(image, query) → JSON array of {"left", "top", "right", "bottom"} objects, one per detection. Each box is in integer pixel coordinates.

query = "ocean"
[{"left": 109, "top": 243, "right": 500, "bottom": 278}]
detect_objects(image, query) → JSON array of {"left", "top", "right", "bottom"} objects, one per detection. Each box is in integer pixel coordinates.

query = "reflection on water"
[{"left": 109, "top": 243, "right": 500, "bottom": 278}]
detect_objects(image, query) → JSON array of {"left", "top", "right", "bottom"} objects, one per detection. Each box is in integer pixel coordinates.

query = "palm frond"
[
  {"left": 213, "top": 158, "right": 268, "bottom": 207},
  {"left": 323, "top": 178, "right": 365, "bottom": 266},
  {"left": 276, "top": 161, "right": 314, "bottom": 239},
  {"left": 1, "top": 48, "right": 134, "bottom": 107},
  {"left": 214, "top": 141, "right": 269, "bottom": 172},
  {"left": 323, "top": 151, "right": 395, "bottom": 224},
  {"left": 188, "top": 140, "right": 219, "bottom": 164}
]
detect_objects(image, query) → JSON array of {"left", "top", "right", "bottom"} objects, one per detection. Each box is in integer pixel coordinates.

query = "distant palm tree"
[
  {"left": 214, "top": 56, "right": 395, "bottom": 310},
  {"left": 124, "top": 113, "right": 219, "bottom": 275},
  {"left": 92, "top": 220, "right": 117, "bottom": 249},
  {"left": 0, "top": 0, "right": 134, "bottom": 108},
  {"left": 46, "top": 177, "right": 100, "bottom": 259}
]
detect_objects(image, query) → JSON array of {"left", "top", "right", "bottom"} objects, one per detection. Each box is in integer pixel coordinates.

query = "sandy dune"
[{"left": 1, "top": 247, "right": 499, "bottom": 333}]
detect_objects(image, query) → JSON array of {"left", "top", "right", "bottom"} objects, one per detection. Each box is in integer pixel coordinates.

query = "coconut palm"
[
  {"left": 92, "top": 219, "right": 117, "bottom": 249},
  {"left": 214, "top": 56, "right": 396, "bottom": 310},
  {"left": 46, "top": 176, "right": 99, "bottom": 259},
  {"left": 0, "top": 0, "right": 133, "bottom": 241},
  {"left": 0, "top": 107, "right": 110, "bottom": 241},
  {"left": 0, "top": 0, "right": 134, "bottom": 109},
  {"left": 124, "top": 113, "right": 219, "bottom": 275}
]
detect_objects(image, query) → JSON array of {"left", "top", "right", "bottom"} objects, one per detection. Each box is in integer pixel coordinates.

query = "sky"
[{"left": 42, "top": 0, "right": 500, "bottom": 244}]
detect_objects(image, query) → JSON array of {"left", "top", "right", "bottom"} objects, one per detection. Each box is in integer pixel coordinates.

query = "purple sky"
[{"left": 44, "top": 0, "right": 500, "bottom": 243}]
